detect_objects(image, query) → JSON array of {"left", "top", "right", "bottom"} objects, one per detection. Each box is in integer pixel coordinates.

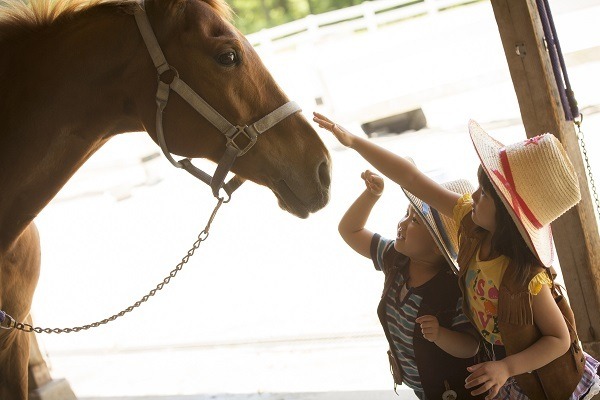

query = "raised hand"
[
  {"left": 361, "top": 170, "right": 384, "bottom": 196},
  {"left": 313, "top": 112, "right": 357, "bottom": 147}
]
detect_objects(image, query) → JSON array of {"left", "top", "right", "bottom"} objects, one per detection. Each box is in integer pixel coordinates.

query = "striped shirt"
[{"left": 372, "top": 235, "right": 472, "bottom": 394}]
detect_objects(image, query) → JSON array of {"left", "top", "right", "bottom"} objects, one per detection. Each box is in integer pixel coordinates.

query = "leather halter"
[{"left": 134, "top": 3, "right": 301, "bottom": 199}]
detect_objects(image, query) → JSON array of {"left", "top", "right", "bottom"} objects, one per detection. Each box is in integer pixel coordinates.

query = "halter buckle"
[{"left": 226, "top": 126, "right": 257, "bottom": 156}]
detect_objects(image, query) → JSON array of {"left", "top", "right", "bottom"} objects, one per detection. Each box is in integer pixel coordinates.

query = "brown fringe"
[{"left": 498, "top": 288, "right": 534, "bottom": 325}]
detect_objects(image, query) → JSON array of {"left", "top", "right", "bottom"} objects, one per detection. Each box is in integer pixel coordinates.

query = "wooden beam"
[
  {"left": 29, "top": 329, "right": 77, "bottom": 400},
  {"left": 490, "top": 0, "right": 600, "bottom": 358}
]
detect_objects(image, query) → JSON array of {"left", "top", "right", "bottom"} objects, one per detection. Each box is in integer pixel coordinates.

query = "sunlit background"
[{"left": 31, "top": 0, "right": 600, "bottom": 399}]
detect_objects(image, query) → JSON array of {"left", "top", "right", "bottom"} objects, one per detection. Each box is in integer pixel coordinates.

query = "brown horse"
[{"left": 0, "top": 0, "right": 331, "bottom": 397}]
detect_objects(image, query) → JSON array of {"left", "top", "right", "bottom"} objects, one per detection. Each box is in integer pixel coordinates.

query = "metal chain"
[
  {"left": 575, "top": 115, "right": 600, "bottom": 220},
  {"left": 0, "top": 197, "right": 225, "bottom": 334}
]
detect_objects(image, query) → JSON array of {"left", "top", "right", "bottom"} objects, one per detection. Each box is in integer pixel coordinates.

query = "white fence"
[
  {"left": 246, "top": 0, "right": 599, "bottom": 133},
  {"left": 247, "top": 0, "right": 480, "bottom": 51},
  {"left": 248, "top": 0, "right": 506, "bottom": 129}
]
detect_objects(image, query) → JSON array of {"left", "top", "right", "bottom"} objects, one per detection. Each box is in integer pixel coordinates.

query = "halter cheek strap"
[{"left": 134, "top": 4, "right": 301, "bottom": 199}]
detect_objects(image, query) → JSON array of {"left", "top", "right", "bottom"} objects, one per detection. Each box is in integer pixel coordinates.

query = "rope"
[
  {"left": 535, "top": 0, "right": 599, "bottom": 221},
  {"left": 535, "top": 0, "right": 579, "bottom": 120}
]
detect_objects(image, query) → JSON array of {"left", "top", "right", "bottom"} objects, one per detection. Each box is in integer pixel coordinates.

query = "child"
[
  {"left": 339, "top": 166, "right": 481, "bottom": 399},
  {"left": 315, "top": 112, "right": 600, "bottom": 400}
]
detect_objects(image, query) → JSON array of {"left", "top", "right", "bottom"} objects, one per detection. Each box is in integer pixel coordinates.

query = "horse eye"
[{"left": 217, "top": 51, "right": 238, "bottom": 66}]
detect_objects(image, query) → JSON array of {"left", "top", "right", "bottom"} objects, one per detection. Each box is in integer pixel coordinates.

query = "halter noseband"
[{"left": 134, "top": 3, "right": 301, "bottom": 199}]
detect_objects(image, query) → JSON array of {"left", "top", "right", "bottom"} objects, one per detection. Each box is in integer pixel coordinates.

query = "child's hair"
[{"left": 477, "top": 165, "right": 538, "bottom": 286}]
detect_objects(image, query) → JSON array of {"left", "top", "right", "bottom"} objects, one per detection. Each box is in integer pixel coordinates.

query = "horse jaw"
[{"left": 271, "top": 173, "right": 331, "bottom": 219}]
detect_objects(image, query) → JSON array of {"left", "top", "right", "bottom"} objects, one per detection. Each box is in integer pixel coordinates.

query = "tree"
[{"left": 227, "top": 0, "right": 365, "bottom": 34}]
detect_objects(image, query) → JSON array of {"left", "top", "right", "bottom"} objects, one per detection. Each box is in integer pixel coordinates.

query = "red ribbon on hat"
[{"left": 491, "top": 149, "right": 543, "bottom": 229}]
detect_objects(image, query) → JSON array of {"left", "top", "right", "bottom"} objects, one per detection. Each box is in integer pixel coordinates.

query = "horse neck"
[{"left": 0, "top": 5, "right": 155, "bottom": 251}]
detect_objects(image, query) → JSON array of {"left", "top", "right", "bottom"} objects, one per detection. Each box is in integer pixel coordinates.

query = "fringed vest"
[{"left": 456, "top": 215, "right": 585, "bottom": 400}]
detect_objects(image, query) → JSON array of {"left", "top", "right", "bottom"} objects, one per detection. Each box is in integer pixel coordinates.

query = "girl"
[
  {"left": 315, "top": 112, "right": 600, "bottom": 400},
  {"left": 340, "top": 167, "right": 481, "bottom": 399}
]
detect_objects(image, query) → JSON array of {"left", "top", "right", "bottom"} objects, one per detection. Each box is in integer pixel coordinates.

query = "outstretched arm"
[
  {"left": 314, "top": 112, "right": 460, "bottom": 217},
  {"left": 338, "top": 171, "right": 384, "bottom": 258}
]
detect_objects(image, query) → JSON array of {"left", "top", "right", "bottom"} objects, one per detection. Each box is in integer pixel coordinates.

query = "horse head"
[{"left": 138, "top": 0, "right": 332, "bottom": 217}]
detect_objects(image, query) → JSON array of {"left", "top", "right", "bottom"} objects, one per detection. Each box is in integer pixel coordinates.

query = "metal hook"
[
  {"left": 0, "top": 312, "right": 15, "bottom": 330},
  {"left": 574, "top": 112, "right": 583, "bottom": 128}
]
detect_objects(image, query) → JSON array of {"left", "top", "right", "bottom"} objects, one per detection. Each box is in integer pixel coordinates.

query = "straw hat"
[
  {"left": 468, "top": 120, "right": 581, "bottom": 267},
  {"left": 402, "top": 171, "right": 475, "bottom": 273}
]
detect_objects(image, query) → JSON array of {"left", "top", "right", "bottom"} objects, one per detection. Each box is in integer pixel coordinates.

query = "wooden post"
[
  {"left": 490, "top": 0, "right": 600, "bottom": 359},
  {"left": 28, "top": 331, "right": 77, "bottom": 400}
]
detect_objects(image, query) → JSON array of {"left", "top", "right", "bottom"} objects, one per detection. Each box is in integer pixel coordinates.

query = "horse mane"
[{"left": 0, "top": 0, "right": 232, "bottom": 38}]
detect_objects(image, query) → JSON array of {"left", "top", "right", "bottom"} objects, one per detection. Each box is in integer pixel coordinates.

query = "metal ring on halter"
[
  {"left": 158, "top": 66, "right": 179, "bottom": 85},
  {"left": 219, "top": 191, "right": 232, "bottom": 204},
  {"left": 226, "top": 126, "right": 258, "bottom": 156}
]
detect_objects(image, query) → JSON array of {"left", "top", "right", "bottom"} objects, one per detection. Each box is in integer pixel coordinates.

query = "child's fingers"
[
  {"left": 465, "top": 364, "right": 490, "bottom": 389},
  {"left": 371, "top": 175, "right": 383, "bottom": 187},
  {"left": 313, "top": 111, "right": 328, "bottom": 120},
  {"left": 312, "top": 112, "right": 333, "bottom": 127},
  {"left": 467, "top": 362, "right": 484, "bottom": 373},
  {"left": 465, "top": 365, "right": 488, "bottom": 388},
  {"left": 312, "top": 111, "right": 327, "bottom": 121},
  {"left": 360, "top": 171, "right": 368, "bottom": 180},
  {"left": 485, "top": 384, "right": 501, "bottom": 400},
  {"left": 470, "top": 380, "right": 495, "bottom": 396},
  {"left": 361, "top": 171, "right": 384, "bottom": 194},
  {"left": 417, "top": 320, "right": 433, "bottom": 329},
  {"left": 465, "top": 373, "right": 489, "bottom": 389},
  {"left": 362, "top": 170, "right": 377, "bottom": 183},
  {"left": 415, "top": 315, "right": 435, "bottom": 324},
  {"left": 420, "top": 325, "right": 437, "bottom": 334}
]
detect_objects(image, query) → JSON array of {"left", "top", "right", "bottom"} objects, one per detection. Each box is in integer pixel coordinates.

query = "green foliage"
[{"left": 226, "top": 0, "right": 365, "bottom": 34}]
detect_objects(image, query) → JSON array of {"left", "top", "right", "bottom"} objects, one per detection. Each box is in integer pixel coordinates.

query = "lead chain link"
[
  {"left": 5, "top": 197, "right": 225, "bottom": 334},
  {"left": 575, "top": 116, "right": 600, "bottom": 221}
]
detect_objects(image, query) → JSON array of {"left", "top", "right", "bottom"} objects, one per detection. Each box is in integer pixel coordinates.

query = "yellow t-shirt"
[{"left": 453, "top": 194, "right": 552, "bottom": 345}]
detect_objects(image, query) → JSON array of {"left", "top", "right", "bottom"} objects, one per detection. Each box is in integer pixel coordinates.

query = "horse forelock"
[
  {"left": 0, "top": 0, "right": 140, "bottom": 37},
  {"left": 0, "top": 0, "right": 232, "bottom": 34},
  {"left": 198, "top": 0, "right": 232, "bottom": 22}
]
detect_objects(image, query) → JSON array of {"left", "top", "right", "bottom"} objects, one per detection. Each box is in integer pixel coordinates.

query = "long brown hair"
[{"left": 477, "top": 165, "right": 538, "bottom": 286}]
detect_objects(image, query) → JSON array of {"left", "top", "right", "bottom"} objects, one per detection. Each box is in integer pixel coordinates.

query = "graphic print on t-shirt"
[{"left": 465, "top": 267, "right": 502, "bottom": 345}]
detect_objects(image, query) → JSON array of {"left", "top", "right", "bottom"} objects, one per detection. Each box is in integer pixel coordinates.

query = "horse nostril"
[{"left": 318, "top": 159, "right": 332, "bottom": 188}]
